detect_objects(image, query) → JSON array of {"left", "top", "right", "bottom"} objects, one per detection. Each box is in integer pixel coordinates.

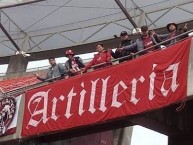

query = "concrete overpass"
[{"left": 0, "top": 38, "right": 193, "bottom": 145}]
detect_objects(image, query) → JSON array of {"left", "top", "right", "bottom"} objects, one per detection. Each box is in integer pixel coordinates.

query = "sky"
[{"left": 131, "top": 126, "right": 168, "bottom": 145}]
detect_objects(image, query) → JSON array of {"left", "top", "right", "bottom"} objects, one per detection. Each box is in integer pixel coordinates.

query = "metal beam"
[
  {"left": 114, "top": 0, "right": 138, "bottom": 28},
  {"left": 0, "top": 22, "right": 21, "bottom": 51},
  {"left": 0, "top": 0, "right": 46, "bottom": 9}
]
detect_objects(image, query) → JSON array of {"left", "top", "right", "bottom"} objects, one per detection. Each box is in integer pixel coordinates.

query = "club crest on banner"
[{"left": 0, "top": 97, "right": 16, "bottom": 136}]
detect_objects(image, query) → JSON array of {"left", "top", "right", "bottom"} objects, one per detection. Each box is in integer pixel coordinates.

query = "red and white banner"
[
  {"left": 22, "top": 39, "right": 191, "bottom": 137},
  {"left": 0, "top": 95, "right": 22, "bottom": 136}
]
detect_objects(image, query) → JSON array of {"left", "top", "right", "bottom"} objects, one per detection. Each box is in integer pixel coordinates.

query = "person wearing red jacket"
[{"left": 83, "top": 43, "right": 112, "bottom": 71}]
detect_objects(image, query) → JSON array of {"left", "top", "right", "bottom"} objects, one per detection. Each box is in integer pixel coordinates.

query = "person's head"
[
  {"left": 167, "top": 22, "right": 178, "bottom": 32},
  {"left": 48, "top": 57, "right": 56, "bottom": 66},
  {"left": 96, "top": 42, "right": 104, "bottom": 53},
  {"left": 120, "top": 31, "right": 129, "bottom": 40},
  {"left": 141, "top": 25, "right": 149, "bottom": 37},
  {"left": 65, "top": 49, "right": 75, "bottom": 60}
]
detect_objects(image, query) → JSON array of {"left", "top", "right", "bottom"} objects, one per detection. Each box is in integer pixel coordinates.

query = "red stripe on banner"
[{"left": 22, "top": 38, "right": 191, "bottom": 137}]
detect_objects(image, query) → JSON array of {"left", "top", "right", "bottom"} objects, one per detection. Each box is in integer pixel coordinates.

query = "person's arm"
[
  {"left": 83, "top": 54, "right": 97, "bottom": 72},
  {"left": 178, "top": 23, "right": 188, "bottom": 39},
  {"left": 153, "top": 34, "right": 162, "bottom": 44},
  {"left": 37, "top": 76, "right": 47, "bottom": 81},
  {"left": 156, "top": 33, "right": 173, "bottom": 46},
  {"left": 81, "top": 59, "right": 95, "bottom": 73},
  {"left": 157, "top": 33, "right": 170, "bottom": 40},
  {"left": 122, "top": 42, "right": 137, "bottom": 52},
  {"left": 34, "top": 72, "right": 48, "bottom": 81},
  {"left": 84, "top": 56, "right": 96, "bottom": 70},
  {"left": 58, "top": 63, "right": 67, "bottom": 77}
]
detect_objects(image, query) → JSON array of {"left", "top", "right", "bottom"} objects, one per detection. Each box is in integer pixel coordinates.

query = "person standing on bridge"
[
  {"left": 34, "top": 57, "right": 67, "bottom": 81},
  {"left": 82, "top": 42, "right": 112, "bottom": 72},
  {"left": 65, "top": 49, "right": 85, "bottom": 76},
  {"left": 118, "top": 25, "right": 161, "bottom": 55},
  {"left": 109, "top": 31, "right": 135, "bottom": 63},
  {"left": 156, "top": 22, "right": 188, "bottom": 46}
]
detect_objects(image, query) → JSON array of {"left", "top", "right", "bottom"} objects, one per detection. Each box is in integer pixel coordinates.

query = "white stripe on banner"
[
  {"left": 8, "top": 95, "right": 22, "bottom": 130},
  {"left": 0, "top": 95, "right": 22, "bottom": 136}
]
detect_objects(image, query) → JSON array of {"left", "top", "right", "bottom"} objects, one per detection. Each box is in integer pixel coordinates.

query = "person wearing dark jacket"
[
  {"left": 157, "top": 22, "right": 188, "bottom": 46},
  {"left": 118, "top": 25, "right": 160, "bottom": 55},
  {"left": 65, "top": 49, "right": 85, "bottom": 76},
  {"left": 110, "top": 31, "right": 135, "bottom": 63},
  {"left": 34, "top": 57, "right": 66, "bottom": 81}
]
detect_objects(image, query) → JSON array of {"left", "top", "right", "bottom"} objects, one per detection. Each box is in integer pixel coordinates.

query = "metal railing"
[
  {"left": 0, "top": 58, "right": 93, "bottom": 77},
  {"left": 91, "top": 29, "right": 193, "bottom": 68},
  {"left": 1, "top": 29, "right": 193, "bottom": 97}
]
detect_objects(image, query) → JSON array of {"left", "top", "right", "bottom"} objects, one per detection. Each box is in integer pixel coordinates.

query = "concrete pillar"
[
  {"left": 6, "top": 54, "right": 28, "bottom": 75},
  {"left": 114, "top": 127, "right": 133, "bottom": 145}
]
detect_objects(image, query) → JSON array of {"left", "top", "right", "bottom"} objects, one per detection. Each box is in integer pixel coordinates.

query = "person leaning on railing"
[
  {"left": 109, "top": 31, "right": 136, "bottom": 63},
  {"left": 82, "top": 42, "right": 112, "bottom": 72},
  {"left": 34, "top": 57, "right": 67, "bottom": 82},
  {"left": 65, "top": 49, "right": 85, "bottom": 76},
  {"left": 117, "top": 25, "right": 161, "bottom": 55},
  {"left": 156, "top": 22, "right": 188, "bottom": 46}
]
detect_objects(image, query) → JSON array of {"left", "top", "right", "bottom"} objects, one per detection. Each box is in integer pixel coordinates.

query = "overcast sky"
[{"left": 132, "top": 126, "right": 168, "bottom": 145}]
